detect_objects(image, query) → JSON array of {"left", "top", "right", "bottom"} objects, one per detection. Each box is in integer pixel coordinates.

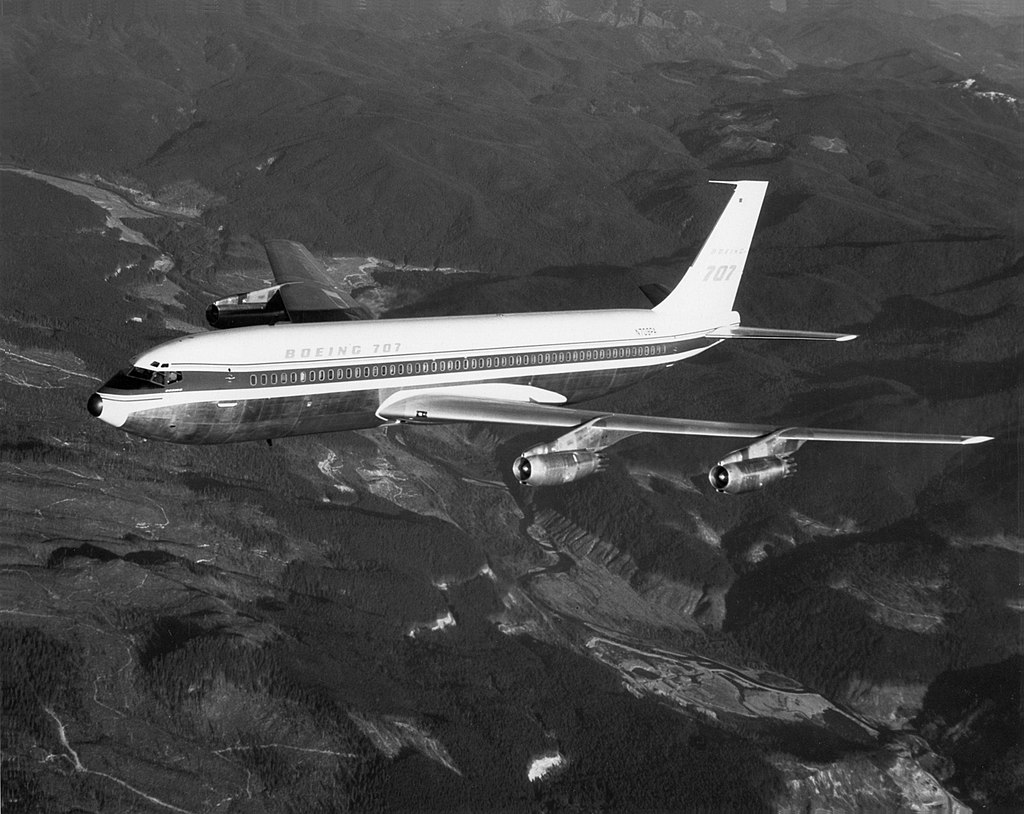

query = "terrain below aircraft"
[{"left": 87, "top": 181, "right": 991, "bottom": 494}]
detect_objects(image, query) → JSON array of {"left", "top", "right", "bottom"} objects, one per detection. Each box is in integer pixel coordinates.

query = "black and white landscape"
[{"left": 1, "top": 1, "right": 1020, "bottom": 811}]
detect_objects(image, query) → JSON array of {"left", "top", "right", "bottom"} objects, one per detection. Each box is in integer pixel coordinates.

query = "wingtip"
[{"left": 963, "top": 435, "right": 995, "bottom": 445}]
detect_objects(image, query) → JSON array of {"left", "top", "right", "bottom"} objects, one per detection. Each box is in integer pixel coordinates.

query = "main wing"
[
  {"left": 264, "top": 239, "right": 374, "bottom": 322},
  {"left": 376, "top": 390, "right": 988, "bottom": 445},
  {"left": 206, "top": 240, "right": 374, "bottom": 328},
  {"left": 376, "top": 389, "right": 991, "bottom": 492}
]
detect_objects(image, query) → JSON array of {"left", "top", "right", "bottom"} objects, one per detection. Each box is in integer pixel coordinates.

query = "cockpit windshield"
[{"left": 124, "top": 367, "right": 182, "bottom": 388}]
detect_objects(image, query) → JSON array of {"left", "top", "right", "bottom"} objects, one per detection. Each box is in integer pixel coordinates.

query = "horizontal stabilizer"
[{"left": 707, "top": 326, "right": 858, "bottom": 342}]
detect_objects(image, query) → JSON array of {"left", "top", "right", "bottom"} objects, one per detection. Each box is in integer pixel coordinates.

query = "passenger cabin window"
[{"left": 233, "top": 343, "right": 675, "bottom": 393}]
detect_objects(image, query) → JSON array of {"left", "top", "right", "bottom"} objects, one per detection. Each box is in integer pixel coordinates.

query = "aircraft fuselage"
[{"left": 89, "top": 308, "right": 724, "bottom": 444}]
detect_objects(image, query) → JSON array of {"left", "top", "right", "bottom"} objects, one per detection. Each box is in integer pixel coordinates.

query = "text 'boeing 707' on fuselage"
[{"left": 87, "top": 181, "right": 992, "bottom": 494}]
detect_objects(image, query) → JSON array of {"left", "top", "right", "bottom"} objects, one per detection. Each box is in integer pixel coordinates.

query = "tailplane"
[{"left": 653, "top": 180, "right": 769, "bottom": 324}]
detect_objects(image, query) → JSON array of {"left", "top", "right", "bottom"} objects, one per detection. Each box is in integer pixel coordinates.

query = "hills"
[{"left": 1, "top": 1, "right": 1020, "bottom": 811}]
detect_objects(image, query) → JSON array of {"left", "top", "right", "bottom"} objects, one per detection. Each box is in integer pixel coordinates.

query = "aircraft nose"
[{"left": 87, "top": 392, "right": 104, "bottom": 417}]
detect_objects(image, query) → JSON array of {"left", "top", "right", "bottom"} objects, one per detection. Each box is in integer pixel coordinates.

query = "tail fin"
[{"left": 653, "top": 180, "right": 769, "bottom": 324}]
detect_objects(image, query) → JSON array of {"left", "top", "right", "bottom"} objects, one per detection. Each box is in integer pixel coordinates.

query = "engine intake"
[
  {"left": 513, "top": 451, "right": 605, "bottom": 486},
  {"left": 708, "top": 456, "right": 795, "bottom": 495}
]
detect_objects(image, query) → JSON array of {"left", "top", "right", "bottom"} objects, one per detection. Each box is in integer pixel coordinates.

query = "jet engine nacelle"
[
  {"left": 206, "top": 286, "right": 287, "bottom": 329},
  {"left": 708, "top": 456, "right": 794, "bottom": 495},
  {"left": 512, "top": 451, "right": 605, "bottom": 486}
]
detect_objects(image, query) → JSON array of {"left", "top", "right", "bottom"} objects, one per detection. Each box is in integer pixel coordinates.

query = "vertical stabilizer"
[{"left": 653, "top": 180, "right": 769, "bottom": 325}]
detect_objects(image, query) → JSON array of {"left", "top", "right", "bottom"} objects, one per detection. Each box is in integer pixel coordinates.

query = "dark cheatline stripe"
[{"left": 106, "top": 336, "right": 712, "bottom": 395}]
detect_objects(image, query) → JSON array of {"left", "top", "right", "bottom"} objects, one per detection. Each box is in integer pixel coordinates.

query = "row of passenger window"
[{"left": 248, "top": 343, "right": 669, "bottom": 387}]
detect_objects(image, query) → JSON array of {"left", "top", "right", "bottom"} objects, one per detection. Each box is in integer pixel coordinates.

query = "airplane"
[{"left": 86, "top": 180, "right": 991, "bottom": 494}]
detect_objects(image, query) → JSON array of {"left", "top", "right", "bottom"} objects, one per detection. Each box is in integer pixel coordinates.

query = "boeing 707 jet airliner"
[{"left": 87, "top": 181, "right": 991, "bottom": 494}]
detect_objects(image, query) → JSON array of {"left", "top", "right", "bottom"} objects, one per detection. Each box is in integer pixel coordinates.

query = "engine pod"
[
  {"left": 513, "top": 451, "right": 605, "bottom": 486},
  {"left": 207, "top": 286, "right": 287, "bottom": 328},
  {"left": 709, "top": 456, "right": 794, "bottom": 494}
]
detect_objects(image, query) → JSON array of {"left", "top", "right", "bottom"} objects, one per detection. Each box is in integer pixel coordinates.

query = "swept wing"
[
  {"left": 206, "top": 240, "right": 373, "bottom": 328},
  {"left": 264, "top": 239, "right": 374, "bottom": 322},
  {"left": 376, "top": 391, "right": 989, "bottom": 446}
]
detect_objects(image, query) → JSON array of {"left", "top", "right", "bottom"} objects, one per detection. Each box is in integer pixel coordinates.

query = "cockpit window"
[
  {"left": 126, "top": 367, "right": 182, "bottom": 387},
  {"left": 100, "top": 367, "right": 182, "bottom": 392},
  {"left": 128, "top": 367, "right": 163, "bottom": 385}
]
